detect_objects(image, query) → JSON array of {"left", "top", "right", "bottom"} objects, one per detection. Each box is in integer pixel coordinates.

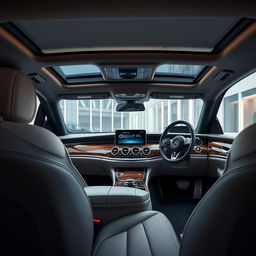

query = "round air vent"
[
  {"left": 132, "top": 147, "right": 140, "bottom": 155},
  {"left": 111, "top": 147, "right": 119, "bottom": 155},
  {"left": 142, "top": 147, "right": 151, "bottom": 155},
  {"left": 121, "top": 147, "right": 130, "bottom": 156}
]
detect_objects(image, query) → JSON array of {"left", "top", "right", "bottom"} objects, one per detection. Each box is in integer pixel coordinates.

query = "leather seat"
[
  {"left": 93, "top": 211, "right": 179, "bottom": 256},
  {"left": 180, "top": 123, "right": 256, "bottom": 256},
  {"left": 0, "top": 67, "right": 179, "bottom": 256}
]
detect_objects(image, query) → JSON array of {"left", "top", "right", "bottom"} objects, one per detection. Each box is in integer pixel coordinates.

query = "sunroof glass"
[
  {"left": 57, "top": 64, "right": 101, "bottom": 77},
  {"left": 155, "top": 64, "right": 204, "bottom": 78},
  {"left": 51, "top": 63, "right": 208, "bottom": 84}
]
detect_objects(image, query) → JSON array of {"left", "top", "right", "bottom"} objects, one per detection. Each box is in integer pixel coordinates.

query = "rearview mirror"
[{"left": 116, "top": 102, "right": 145, "bottom": 112}]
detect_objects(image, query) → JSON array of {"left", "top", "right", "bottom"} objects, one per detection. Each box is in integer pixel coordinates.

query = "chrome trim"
[
  {"left": 131, "top": 147, "right": 141, "bottom": 156},
  {"left": 70, "top": 155, "right": 162, "bottom": 162},
  {"left": 142, "top": 147, "right": 151, "bottom": 155},
  {"left": 121, "top": 147, "right": 130, "bottom": 156}
]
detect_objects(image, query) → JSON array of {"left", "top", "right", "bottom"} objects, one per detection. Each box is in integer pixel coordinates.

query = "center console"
[
  {"left": 85, "top": 130, "right": 152, "bottom": 225},
  {"left": 112, "top": 130, "right": 149, "bottom": 190},
  {"left": 114, "top": 168, "right": 148, "bottom": 190}
]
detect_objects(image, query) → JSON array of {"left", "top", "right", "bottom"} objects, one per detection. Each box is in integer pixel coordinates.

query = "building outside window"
[
  {"left": 59, "top": 70, "right": 256, "bottom": 135},
  {"left": 218, "top": 71, "right": 256, "bottom": 135},
  {"left": 60, "top": 98, "right": 203, "bottom": 133},
  {"left": 224, "top": 95, "right": 238, "bottom": 133}
]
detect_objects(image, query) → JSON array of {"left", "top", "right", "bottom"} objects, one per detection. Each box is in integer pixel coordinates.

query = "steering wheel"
[{"left": 159, "top": 120, "right": 196, "bottom": 163}]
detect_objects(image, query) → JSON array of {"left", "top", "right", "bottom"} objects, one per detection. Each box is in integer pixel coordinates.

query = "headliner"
[
  {"left": 0, "top": 1, "right": 256, "bottom": 20},
  {"left": 0, "top": 1, "right": 255, "bottom": 106},
  {"left": 14, "top": 18, "right": 239, "bottom": 54}
]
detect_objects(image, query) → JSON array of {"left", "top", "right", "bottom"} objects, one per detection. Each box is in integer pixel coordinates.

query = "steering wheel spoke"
[
  {"left": 184, "top": 137, "right": 191, "bottom": 145},
  {"left": 170, "top": 151, "right": 181, "bottom": 160},
  {"left": 161, "top": 138, "right": 171, "bottom": 148}
]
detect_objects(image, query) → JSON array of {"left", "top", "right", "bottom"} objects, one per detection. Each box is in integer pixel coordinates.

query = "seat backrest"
[
  {"left": 0, "top": 67, "right": 93, "bottom": 256},
  {"left": 181, "top": 123, "right": 256, "bottom": 256}
]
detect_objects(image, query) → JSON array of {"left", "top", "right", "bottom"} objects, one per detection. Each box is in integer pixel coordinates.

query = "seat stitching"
[
  {"left": 93, "top": 213, "right": 159, "bottom": 255},
  {"left": 141, "top": 222, "right": 153, "bottom": 256}
]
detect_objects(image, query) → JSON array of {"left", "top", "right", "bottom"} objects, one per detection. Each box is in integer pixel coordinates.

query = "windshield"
[{"left": 60, "top": 98, "right": 203, "bottom": 133}]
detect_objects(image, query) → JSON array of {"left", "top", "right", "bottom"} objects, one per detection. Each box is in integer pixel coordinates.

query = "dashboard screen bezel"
[{"left": 115, "top": 130, "right": 146, "bottom": 146}]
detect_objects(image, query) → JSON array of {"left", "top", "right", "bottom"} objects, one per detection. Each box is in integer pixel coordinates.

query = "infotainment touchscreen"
[{"left": 115, "top": 130, "right": 146, "bottom": 145}]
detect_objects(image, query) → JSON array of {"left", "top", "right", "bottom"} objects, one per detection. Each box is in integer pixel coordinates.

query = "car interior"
[{"left": 1, "top": 1, "right": 256, "bottom": 256}]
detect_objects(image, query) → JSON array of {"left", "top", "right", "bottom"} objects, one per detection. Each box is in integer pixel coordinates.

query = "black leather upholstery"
[
  {"left": 180, "top": 123, "right": 256, "bottom": 256},
  {"left": 93, "top": 211, "right": 179, "bottom": 256},
  {"left": 0, "top": 67, "right": 180, "bottom": 256},
  {"left": 0, "top": 122, "right": 93, "bottom": 256}
]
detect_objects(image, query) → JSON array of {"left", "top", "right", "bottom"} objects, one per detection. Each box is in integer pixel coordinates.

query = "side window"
[{"left": 217, "top": 72, "right": 256, "bottom": 135}]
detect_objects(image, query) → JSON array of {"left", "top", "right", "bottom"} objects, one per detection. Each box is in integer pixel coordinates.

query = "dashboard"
[
  {"left": 63, "top": 130, "right": 233, "bottom": 182},
  {"left": 65, "top": 130, "right": 231, "bottom": 160}
]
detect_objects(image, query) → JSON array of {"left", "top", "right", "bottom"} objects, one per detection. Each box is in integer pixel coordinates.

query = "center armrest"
[{"left": 84, "top": 186, "right": 152, "bottom": 225}]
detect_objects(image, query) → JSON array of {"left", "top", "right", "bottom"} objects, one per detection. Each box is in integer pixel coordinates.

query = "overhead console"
[{"left": 103, "top": 66, "right": 154, "bottom": 81}]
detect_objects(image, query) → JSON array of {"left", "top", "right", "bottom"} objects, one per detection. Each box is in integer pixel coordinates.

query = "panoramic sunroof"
[
  {"left": 156, "top": 64, "right": 204, "bottom": 78},
  {"left": 56, "top": 65, "right": 101, "bottom": 77},
  {"left": 51, "top": 64, "right": 207, "bottom": 84}
]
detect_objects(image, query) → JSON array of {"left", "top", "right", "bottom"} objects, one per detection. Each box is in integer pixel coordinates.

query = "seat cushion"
[{"left": 93, "top": 211, "right": 179, "bottom": 256}]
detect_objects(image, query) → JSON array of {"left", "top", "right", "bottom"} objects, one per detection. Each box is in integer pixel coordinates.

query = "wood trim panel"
[
  {"left": 66, "top": 143, "right": 160, "bottom": 158},
  {"left": 66, "top": 140, "right": 231, "bottom": 159},
  {"left": 67, "top": 144, "right": 113, "bottom": 158},
  {"left": 208, "top": 141, "right": 230, "bottom": 157},
  {"left": 116, "top": 171, "right": 145, "bottom": 181}
]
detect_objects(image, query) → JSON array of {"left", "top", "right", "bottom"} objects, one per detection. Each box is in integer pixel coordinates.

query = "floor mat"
[
  {"left": 153, "top": 201, "right": 198, "bottom": 238},
  {"left": 149, "top": 176, "right": 216, "bottom": 239}
]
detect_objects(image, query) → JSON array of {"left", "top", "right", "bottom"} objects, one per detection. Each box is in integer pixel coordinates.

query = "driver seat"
[{"left": 0, "top": 68, "right": 179, "bottom": 256}]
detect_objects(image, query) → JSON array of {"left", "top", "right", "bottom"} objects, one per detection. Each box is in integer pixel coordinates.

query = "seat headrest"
[
  {"left": 0, "top": 67, "right": 36, "bottom": 123},
  {"left": 226, "top": 123, "right": 256, "bottom": 172}
]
